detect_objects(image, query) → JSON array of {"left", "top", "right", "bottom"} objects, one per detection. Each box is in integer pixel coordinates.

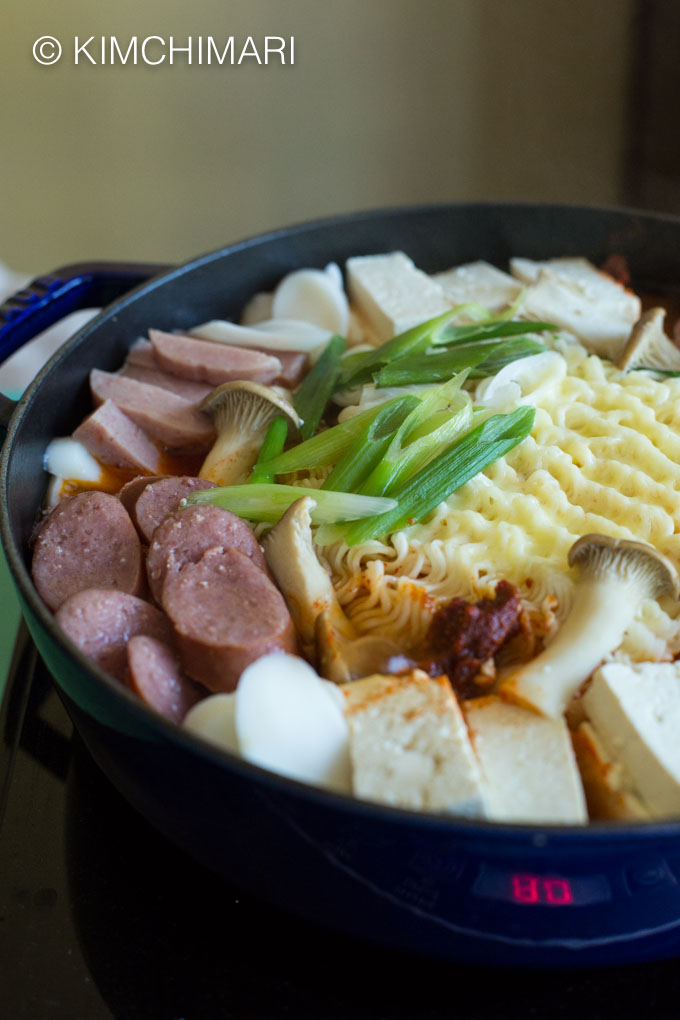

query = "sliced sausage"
[
  {"left": 73, "top": 399, "right": 162, "bottom": 474},
  {"left": 258, "top": 349, "right": 308, "bottom": 388},
  {"left": 56, "top": 588, "right": 173, "bottom": 682},
  {"left": 90, "top": 369, "right": 214, "bottom": 452},
  {"left": 146, "top": 504, "right": 266, "bottom": 604},
  {"left": 128, "top": 476, "right": 218, "bottom": 543},
  {"left": 163, "top": 547, "right": 296, "bottom": 692},
  {"left": 120, "top": 362, "right": 214, "bottom": 404},
  {"left": 125, "top": 337, "right": 156, "bottom": 367},
  {"left": 149, "top": 330, "right": 282, "bottom": 386},
  {"left": 118, "top": 475, "right": 165, "bottom": 517},
  {"left": 126, "top": 634, "right": 204, "bottom": 722},
  {"left": 32, "top": 491, "right": 144, "bottom": 611},
  {"left": 124, "top": 345, "right": 303, "bottom": 394}
]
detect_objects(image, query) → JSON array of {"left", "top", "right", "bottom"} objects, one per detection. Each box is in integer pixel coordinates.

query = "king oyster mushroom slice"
[
  {"left": 315, "top": 609, "right": 413, "bottom": 685},
  {"left": 500, "top": 534, "right": 680, "bottom": 719},
  {"left": 262, "top": 496, "right": 356, "bottom": 659},
  {"left": 262, "top": 496, "right": 407, "bottom": 680},
  {"left": 617, "top": 307, "right": 680, "bottom": 372},
  {"left": 198, "top": 381, "right": 300, "bottom": 486}
]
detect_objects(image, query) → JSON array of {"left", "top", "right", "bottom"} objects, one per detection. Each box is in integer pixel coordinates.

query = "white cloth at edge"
[{"left": 0, "top": 261, "right": 99, "bottom": 396}]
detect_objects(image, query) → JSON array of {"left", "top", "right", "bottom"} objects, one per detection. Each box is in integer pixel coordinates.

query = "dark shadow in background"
[{"left": 626, "top": 0, "right": 680, "bottom": 214}]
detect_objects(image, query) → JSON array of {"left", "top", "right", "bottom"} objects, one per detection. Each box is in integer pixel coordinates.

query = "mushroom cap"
[
  {"left": 568, "top": 533, "right": 680, "bottom": 600},
  {"left": 617, "top": 307, "right": 680, "bottom": 372},
  {"left": 200, "top": 380, "right": 301, "bottom": 434}
]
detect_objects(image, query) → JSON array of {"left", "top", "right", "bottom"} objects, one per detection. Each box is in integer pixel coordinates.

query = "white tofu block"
[
  {"left": 345, "top": 252, "right": 451, "bottom": 342},
  {"left": 510, "top": 258, "right": 639, "bottom": 315},
  {"left": 433, "top": 260, "right": 522, "bottom": 312},
  {"left": 583, "top": 661, "right": 680, "bottom": 817},
  {"left": 342, "top": 672, "right": 488, "bottom": 816},
  {"left": 572, "top": 721, "right": 649, "bottom": 821},
  {"left": 463, "top": 696, "right": 587, "bottom": 824},
  {"left": 509, "top": 258, "right": 640, "bottom": 360}
]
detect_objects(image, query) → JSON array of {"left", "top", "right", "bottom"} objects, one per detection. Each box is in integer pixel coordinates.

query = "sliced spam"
[
  {"left": 345, "top": 252, "right": 452, "bottom": 342},
  {"left": 120, "top": 358, "right": 214, "bottom": 404},
  {"left": 90, "top": 370, "right": 214, "bottom": 452},
  {"left": 433, "top": 260, "right": 523, "bottom": 313},
  {"left": 149, "top": 330, "right": 282, "bottom": 387},
  {"left": 73, "top": 399, "right": 162, "bottom": 474},
  {"left": 127, "top": 335, "right": 306, "bottom": 390},
  {"left": 341, "top": 671, "right": 488, "bottom": 817},
  {"left": 509, "top": 256, "right": 641, "bottom": 360},
  {"left": 582, "top": 661, "right": 680, "bottom": 818},
  {"left": 463, "top": 696, "right": 587, "bottom": 824}
]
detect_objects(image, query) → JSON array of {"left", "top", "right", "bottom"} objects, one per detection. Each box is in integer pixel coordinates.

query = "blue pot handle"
[{"left": 0, "top": 261, "right": 170, "bottom": 429}]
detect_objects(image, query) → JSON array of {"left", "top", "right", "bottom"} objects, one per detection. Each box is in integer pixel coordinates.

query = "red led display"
[
  {"left": 512, "top": 873, "right": 573, "bottom": 906},
  {"left": 474, "top": 863, "right": 610, "bottom": 906}
]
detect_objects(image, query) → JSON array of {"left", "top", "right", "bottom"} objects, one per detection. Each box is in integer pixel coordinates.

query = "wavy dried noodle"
[{"left": 312, "top": 300, "right": 680, "bottom": 667}]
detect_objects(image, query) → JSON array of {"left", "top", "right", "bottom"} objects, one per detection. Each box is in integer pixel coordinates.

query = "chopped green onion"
[
  {"left": 376, "top": 337, "right": 547, "bottom": 386},
  {"left": 495, "top": 285, "right": 527, "bottom": 321},
  {"left": 636, "top": 366, "right": 680, "bottom": 377},
  {"left": 321, "top": 395, "right": 419, "bottom": 492},
  {"left": 248, "top": 416, "right": 288, "bottom": 484},
  {"left": 259, "top": 393, "right": 421, "bottom": 475},
  {"left": 434, "top": 319, "right": 557, "bottom": 347},
  {"left": 359, "top": 385, "right": 473, "bottom": 496},
  {"left": 444, "top": 301, "right": 494, "bottom": 323},
  {"left": 293, "top": 334, "right": 346, "bottom": 439},
  {"left": 338, "top": 347, "right": 370, "bottom": 376},
  {"left": 186, "top": 483, "right": 397, "bottom": 524},
  {"left": 474, "top": 339, "right": 550, "bottom": 377},
  {"left": 337, "top": 307, "right": 457, "bottom": 389},
  {"left": 338, "top": 405, "right": 536, "bottom": 545}
]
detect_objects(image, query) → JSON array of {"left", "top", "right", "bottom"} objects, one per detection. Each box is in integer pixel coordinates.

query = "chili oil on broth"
[{"left": 318, "top": 339, "right": 680, "bottom": 666}]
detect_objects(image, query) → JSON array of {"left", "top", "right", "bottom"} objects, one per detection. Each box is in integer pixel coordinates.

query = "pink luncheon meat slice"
[
  {"left": 120, "top": 362, "right": 214, "bottom": 404},
  {"left": 73, "top": 399, "right": 162, "bottom": 474},
  {"left": 125, "top": 338, "right": 156, "bottom": 368},
  {"left": 261, "top": 349, "right": 309, "bottom": 387},
  {"left": 90, "top": 370, "right": 214, "bottom": 452},
  {"left": 149, "top": 330, "right": 282, "bottom": 386}
]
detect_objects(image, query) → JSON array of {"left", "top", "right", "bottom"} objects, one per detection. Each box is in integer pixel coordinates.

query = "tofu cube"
[
  {"left": 509, "top": 257, "right": 640, "bottom": 359},
  {"left": 433, "top": 260, "right": 522, "bottom": 313},
  {"left": 582, "top": 661, "right": 680, "bottom": 817},
  {"left": 572, "top": 721, "right": 649, "bottom": 821},
  {"left": 463, "top": 696, "right": 587, "bottom": 824},
  {"left": 342, "top": 671, "right": 488, "bottom": 816},
  {"left": 345, "top": 252, "right": 451, "bottom": 342}
]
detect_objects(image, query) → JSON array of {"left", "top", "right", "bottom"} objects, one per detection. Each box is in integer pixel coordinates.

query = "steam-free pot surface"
[{"left": 4, "top": 203, "right": 680, "bottom": 966}]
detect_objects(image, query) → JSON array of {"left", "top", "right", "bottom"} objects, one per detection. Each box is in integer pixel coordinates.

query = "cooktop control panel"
[{"left": 410, "top": 854, "right": 680, "bottom": 948}]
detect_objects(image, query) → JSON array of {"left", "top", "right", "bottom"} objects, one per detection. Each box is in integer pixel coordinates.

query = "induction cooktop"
[{"left": 2, "top": 623, "right": 680, "bottom": 1019}]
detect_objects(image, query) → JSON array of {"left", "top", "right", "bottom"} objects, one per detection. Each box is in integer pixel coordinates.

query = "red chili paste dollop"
[{"left": 420, "top": 580, "right": 524, "bottom": 699}]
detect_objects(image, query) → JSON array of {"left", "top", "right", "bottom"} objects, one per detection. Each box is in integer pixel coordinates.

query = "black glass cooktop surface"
[{"left": 2, "top": 623, "right": 680, "bottom": 1020}]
